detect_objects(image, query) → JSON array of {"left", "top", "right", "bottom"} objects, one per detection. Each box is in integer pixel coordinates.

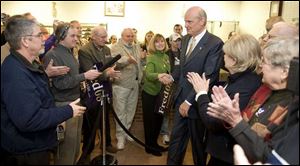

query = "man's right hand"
[
  {"left": 105, "top": 65, "right": 121, "bottom": 79},
  {"left": 84, "top": 69, "right": 102, "bottom": 80},
  {"left": 45, "top": 59, "right": 70, "bottom": 77},
  {"left": 158, "top": 73, "right": 173, "bottom": 85},
  {"left": 69, "top": 98, "right": 86, "bottom": 118},
  {"left": 127, "top": 54, "right": 138, "bottom": 64}
]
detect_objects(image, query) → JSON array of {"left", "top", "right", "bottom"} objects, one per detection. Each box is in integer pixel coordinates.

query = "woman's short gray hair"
[
  {"left": 263, "top": 37, "right": 299, "bottom": 69},
  {"left": 4, "top": 15, "right": 37, "bottom": 50}
]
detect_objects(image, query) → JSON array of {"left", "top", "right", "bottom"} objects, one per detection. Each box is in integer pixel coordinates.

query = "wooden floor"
[
  {"left": 86, "top": 112, "right": 194, "bottom": 165},
  {"left": 81, "top": 88, "right": 195, "bottom": 165}
]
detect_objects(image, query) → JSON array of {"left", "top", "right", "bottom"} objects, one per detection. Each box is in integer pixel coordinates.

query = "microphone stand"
[{"left": 91, "top": 89, "right": 117, "bottom": 165}]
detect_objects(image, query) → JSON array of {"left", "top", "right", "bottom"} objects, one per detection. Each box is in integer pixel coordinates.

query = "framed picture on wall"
[
  {"left": 104, "top": 1, "right": 125, "bottom": 17},
  {"left": 269, "top": 1, "right": 283, "bottom": 17}
]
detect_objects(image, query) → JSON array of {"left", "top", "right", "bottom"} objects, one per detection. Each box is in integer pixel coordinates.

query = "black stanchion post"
[{"left": 91, "top": 89, "right": 117, "bottom": 165}]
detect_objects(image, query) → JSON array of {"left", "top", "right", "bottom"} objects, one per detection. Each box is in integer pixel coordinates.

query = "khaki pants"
[
  {"left": 54, "top": 101, "right": 83, "bottom": 165},
  {"left": 112, "top": 84, "right": 139, "bottom": 143}
]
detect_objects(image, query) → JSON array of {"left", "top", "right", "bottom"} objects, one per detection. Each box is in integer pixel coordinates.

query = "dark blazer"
[
  {"left": 172, "top": 31, "right": 224, "bottom": 119},
  {"left": 197, "top": 69, "right": 262, "bottom": 163},
  {"left": 78, "top": 41, "right": 112, "bottom": 81},
  {"left": 79, "top": 42, "right": 111, "bottom": 72},
  {"left": 78, "top": 41, "right": 113, "bottom": 102}
]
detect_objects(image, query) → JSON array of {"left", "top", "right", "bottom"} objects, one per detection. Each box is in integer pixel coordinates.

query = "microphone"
[{"left": 95, "top": 54, "right": 121, "bottom": 72}]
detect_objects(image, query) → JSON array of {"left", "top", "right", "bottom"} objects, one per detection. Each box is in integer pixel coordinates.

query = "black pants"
[
  {"left": 81, "top": 102, "right": 112, "bottom": 157},
  {"left": 167, "top": 104, "right": 207, "bottom": 165},
  {"left": 141, "top": 90, "right": 163, "bottom": 150},
  {"left": 208, "top": 156, "right": 232, "bottom": 166},
  {"left": 1, "top": 148, "right": 50, "bottom": 165}
]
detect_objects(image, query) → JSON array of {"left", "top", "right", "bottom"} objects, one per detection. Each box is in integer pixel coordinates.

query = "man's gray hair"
[
  {"left": 4, "top": 15, "right": 37, "bottom": 50},
  {"left": 198, "top": 7, "right": 207, "bottom": 26},
  {"left": 91, "top": 26, "right": 106, "bottom": 38}
]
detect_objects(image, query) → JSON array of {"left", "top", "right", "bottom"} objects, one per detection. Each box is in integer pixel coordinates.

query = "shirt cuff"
[
  {"left": 184, "top": 100, "right": 192, "bottom": 106},
  {"left": 170, "top": 75, "right": 174, "bottom": 82},
  {"left": 195, "top": 91, "right": 208, "bottom": 101}
]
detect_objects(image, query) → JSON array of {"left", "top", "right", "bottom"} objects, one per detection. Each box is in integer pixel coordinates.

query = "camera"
[{"left": 56, "top": 125, "right": 65, "bottom": 142}]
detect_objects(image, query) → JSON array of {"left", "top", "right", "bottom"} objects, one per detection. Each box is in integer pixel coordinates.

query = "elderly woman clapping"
[{"left": 206, "top": 37, "right": 299, "bottom": 164}]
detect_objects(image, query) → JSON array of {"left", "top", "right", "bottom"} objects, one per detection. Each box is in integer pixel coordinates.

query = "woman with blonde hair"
[
  {"left": 142, "top": 33, "right": 169, "bottom": 156},
  {"left": 187, "top": 34, "right": 262, "bottom": 165},
  {"left": 141, "top": 31, "right": 154, "bottom": 52}
]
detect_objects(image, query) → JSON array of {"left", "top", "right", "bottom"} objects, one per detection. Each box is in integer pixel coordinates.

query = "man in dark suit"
[{"left": 163, "top": 6, "right": 224, "bottom": 165}]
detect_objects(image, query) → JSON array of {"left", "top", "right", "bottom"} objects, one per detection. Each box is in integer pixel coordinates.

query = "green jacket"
[{"left": 143, "top": 51, "right": 170, "bottom": 95}]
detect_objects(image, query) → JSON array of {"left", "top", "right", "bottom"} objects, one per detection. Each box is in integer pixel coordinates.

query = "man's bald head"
[
  {"left": 265, "top": 16, "right": 284, "bottom": 32},
  {"left": 91, "top": 26, "right": 107, "bottom": 38},
  {"left": 185, "top": 6, "right": 207, "bottom": 25},
  {"left": 270, "top": 22, "right": 299, "bottom": 38},
  {"left": 121, "top": 28, "right": 134, "bottom": 37},
  {"left": 91, "top": 26, "right": 107, "bottom": 47},
  {"left": 263, "top": 22, "right": 299, "bottom": 44},
  {"left": 184, "top": 6, "right": 207, "bottom": 36},
  {"left": 121, "top": 28, "right": 134, "bottom": 45}
]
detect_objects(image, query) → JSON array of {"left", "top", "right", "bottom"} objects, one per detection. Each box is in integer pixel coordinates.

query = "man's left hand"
[{"left": 45, "top": 59, "right": 70, "bottom": 77}]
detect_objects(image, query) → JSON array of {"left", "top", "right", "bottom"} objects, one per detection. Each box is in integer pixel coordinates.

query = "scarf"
[{"left": 242, "top": 84, "right": 272, "bottom": 122}]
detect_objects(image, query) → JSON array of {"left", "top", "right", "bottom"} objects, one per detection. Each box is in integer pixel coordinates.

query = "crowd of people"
[{"left": 1, "top": 5, "right": 299, "bottom": 165}]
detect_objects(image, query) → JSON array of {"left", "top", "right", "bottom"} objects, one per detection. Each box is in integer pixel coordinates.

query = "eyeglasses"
[
  {"left": 24, "top": 32, "right": 43, "bottom": 39},
  {"left": 261, "top": 57, "right": 273, "bottom": 67}
]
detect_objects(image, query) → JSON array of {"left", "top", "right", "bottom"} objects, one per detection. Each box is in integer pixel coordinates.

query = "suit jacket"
[
  {"left": 172, "top": 31, "right": 224, "bottom": 119},
  {"left": 78, "top": 41, "right": 112, "bottom": 81},
  {"left": 110, "top": 40, "right": 144, "bottom": 88},
  {"left": 78, "top": 42, "right": 113, "bottom": 109}
]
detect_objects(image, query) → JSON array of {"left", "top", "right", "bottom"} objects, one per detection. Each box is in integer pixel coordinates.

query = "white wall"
[
  {"left": 282, "top": 1, "right": 299, "bottom": 26},
  {"left": 239, "top": 1, "right": 270, "bottom": 39},
  {"left": 1, "top": 1, "right": 53, "bottom": 24},
  {"left": 1, "top": 1, "right": 273, "bottom": 41}
]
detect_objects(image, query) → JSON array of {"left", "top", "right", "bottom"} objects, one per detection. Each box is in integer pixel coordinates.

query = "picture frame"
[
  {"left": 104, "top": 1, "right": 125, "bottom": 17},
  {"left": 269, "top": 1, "right": 283, "bottom": 17}
]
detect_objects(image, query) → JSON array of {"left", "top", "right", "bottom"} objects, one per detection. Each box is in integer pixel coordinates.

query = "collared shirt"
[
  {"left": 186, "top": 29, "right": 207, "bottom": 55},
  {"left": 93, "top": 42, "right": 104, "bottom": 52},
  {"left": 185, "top": 29, "right": 207, "bottom": 106}
]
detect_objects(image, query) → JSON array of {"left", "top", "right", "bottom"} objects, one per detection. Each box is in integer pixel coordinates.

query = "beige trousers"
[{"left": 112, "top": 84, "right": 139, "bottom": 143}]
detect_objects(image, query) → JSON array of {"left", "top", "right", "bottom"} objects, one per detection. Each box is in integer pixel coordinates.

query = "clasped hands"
[
  {"left": 186, "top": 71, "right": 243, "bottom": 127},
  {"left": 206, "top": 86, "right": 243, "bottom": 128},
  {"left": 158, "top": 73, "right": 173, "bottom": 85}
]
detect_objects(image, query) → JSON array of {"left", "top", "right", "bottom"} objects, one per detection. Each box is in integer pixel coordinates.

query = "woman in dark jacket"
[{"left": 187, "top": 34, "right": 262, "bottom": 165}]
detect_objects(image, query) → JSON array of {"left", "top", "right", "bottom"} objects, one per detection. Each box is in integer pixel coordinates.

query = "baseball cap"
[{"left": 170, "top": 33, "right": 182, "bottom": 41}]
